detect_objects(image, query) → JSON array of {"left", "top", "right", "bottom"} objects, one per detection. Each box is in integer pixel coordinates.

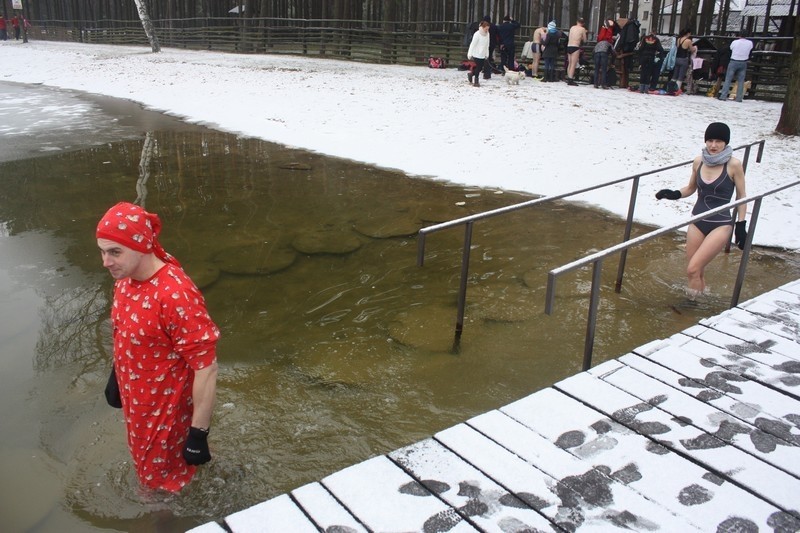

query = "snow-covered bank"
[{"left": 1, "top": 39, "right": 797, "bottom": 249}]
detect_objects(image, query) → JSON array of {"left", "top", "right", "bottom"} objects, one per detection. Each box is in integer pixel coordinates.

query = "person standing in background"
[
  {"left": 11, "top": 15, "right": 20, "bottom": 40},
  {"left": 541, "top": 21, "right": 562, "bottom": 83},
  {"left": 638, "top": 29, "right": 665, "bottom": 93},
  {"left": 497, "top": 15, "right": 521, "bottom": 71},
  {"left": 467, "top": 20, "right": 491, "bottom": 87},
  {"left": 594, "top": 19, "right": 616, "bottom": 88},
  {"left": 483, "top": 15, "right": 499, "bottom": 80},
  {"left": 565, "top": 18, "right": 587, "bottom": 85},
  {"left": 530, "top": 24, "right": 547, "bottom": 78},
  {"left": 670, "top": 28, "right": 695, "bottom": 94},
  {"left": 719, "top": 32, "right": 754, "bottom": 102}
]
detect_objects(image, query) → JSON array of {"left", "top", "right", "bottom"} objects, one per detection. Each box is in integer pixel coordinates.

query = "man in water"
[{"left": 98, "top": 201, "right": 220, "bottom": 492}]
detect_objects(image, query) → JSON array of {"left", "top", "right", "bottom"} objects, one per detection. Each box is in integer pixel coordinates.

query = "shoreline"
[{"left": 2, "top": 39, "right": 798, "bottom": 250}]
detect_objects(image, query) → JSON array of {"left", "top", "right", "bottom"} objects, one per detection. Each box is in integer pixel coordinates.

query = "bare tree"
[
  {"left": 651, "top": 0, "right": 662, "bottom": 32},
  {"left": 776, "top": 16, "right": 800, "bottom": 135},
  {"left": 698, "top": 0, "right": 715, "bottom": 34},
  {"left": 681, "top": 0, "right": 700, "bottom": 31},
  {"left": 133, "top": 0, "right": 161, "bottom": 52}
]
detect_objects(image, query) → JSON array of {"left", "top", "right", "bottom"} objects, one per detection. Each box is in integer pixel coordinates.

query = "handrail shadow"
[
  {"left": 545, "top": 178, "right": 800, "bottom": 371},
  {"left": 416, "top": 140, "right": 766, "bottom": 346}
]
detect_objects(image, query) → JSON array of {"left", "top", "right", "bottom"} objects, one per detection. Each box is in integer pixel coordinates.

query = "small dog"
[{"left": 503, "top": 66, "right": 526, "bottom": 85}]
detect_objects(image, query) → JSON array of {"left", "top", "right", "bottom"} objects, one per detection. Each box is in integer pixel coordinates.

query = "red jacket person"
[{"left": 97, "top": 202, "right": 220, "bottom": 492}]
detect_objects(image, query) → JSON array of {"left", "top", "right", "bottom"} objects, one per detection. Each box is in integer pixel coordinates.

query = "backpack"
[
  {"left": 428, "top": 56, "right": 446, "bottom": 69},
  {"left": 463, "top": 21, "right": 480, "bottom": 48}
]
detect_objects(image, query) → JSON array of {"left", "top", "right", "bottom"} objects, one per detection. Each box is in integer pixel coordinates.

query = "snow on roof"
[
  {"left": 741, "top": 0, "right": 799, "bottom": 17},
  {"left": 661, "top": 0, "right": 742, "bottom": 14}
]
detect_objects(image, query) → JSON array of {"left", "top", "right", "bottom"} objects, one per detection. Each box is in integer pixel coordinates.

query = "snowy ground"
[{"left": 1, "top": 39, "right": 798, "bottom": 250}]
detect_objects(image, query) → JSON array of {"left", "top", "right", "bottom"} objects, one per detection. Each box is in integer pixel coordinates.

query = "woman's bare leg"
[{"left": 685, "top": 224, "right": 732, "bottom": 297}]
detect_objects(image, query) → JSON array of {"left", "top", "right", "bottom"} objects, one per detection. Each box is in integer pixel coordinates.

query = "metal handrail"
[
  {"left": 416, "top": 140, "right": 765, "bottom": 341},
  {"left": 545, "top": 179, "right": 800, "bottom": 371}
]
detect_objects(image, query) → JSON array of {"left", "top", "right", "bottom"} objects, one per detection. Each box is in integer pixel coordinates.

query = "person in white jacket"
[{"left": 467, "top": 21, "right": 491, "bottom": 87}]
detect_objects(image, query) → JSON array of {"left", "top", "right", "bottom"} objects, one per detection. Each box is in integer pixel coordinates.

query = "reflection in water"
[
  {"left": 34, "top": 285, "right": 108, "bottom": 372},
  {"left": 1, "top": 129, "right": 798, "bottom": 531},
  {"left": 134, "top": 131, "right": 156, "bottom": 208}
]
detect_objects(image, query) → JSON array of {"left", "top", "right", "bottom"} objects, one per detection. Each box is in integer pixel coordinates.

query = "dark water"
[{"left": 1, "top": 97, "right": 799, "bottom": 532}]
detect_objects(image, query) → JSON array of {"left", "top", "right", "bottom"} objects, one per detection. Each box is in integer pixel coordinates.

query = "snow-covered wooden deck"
[{"left": 191, "top": 280, "right": 800, "bottom": 532}]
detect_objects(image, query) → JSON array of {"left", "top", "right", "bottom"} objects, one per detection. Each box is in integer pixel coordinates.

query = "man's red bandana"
[{"left": 96, "top": 202, "right": 178, "bottom": 266}]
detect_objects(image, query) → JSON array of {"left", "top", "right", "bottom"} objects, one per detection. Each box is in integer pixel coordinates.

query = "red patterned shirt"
[{"left": 111, "top": 263, "right": 219, "bottom": 492}]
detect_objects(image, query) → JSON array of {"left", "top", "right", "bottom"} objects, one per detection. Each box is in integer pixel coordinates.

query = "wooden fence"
[{"left": 27, "top": 18, "right": 793, "bottom": 101}]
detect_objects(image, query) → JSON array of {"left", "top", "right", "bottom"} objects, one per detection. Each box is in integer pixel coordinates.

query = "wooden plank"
[
  {"left": 389, "top": 437, "right": 559, "bottom": 532},
  {"left": 675, "top": 324, "right": 793, "bottom": 369},
  {"left": 501, "top": 386, "right": 797, "bottom": 531},
  {"left": 555, "top": 370, "right": 800, "bottom": 517},
  {"left": 642, "top": 342, "right": 800, "bottom": 427},
  {"left": 738, "top": 286, "right": 800, "bottom": 321},
  {"left": 714, "top": 305, "right": 800, "bottom": 345},
  {"left": 618, "top": 351, "right": 800, "bottom": 450},
  {"left": 699, "top": 311, "right": 800, "bottom": 360},
  {"left": 662, "top": 331, "right": 800, "bottom": 398},
  {"left": 780, "top": 280, "right": 800, "bottom": 296},
  {"left": 291, "top": 482, "right": 367, "bottom": 532},
  {"left": 451, "top": 412, "right": 702, "bottom": 531},
  {"left": 224, "top": 493, "right": 319, "bottom": 532},
  {"left": 321, "top": 455, "right": 477, "bottom": 532},
  {"left": 432, "top": 422, "right": 580, "bottom": 529},
  {"left": 593, "top": 357, "right": 800, "bottom": 477}
]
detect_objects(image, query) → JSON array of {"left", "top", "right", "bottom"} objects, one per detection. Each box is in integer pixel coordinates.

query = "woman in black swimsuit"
[{"left": 655, "top": 122, "right": 748, "bottom": 298}]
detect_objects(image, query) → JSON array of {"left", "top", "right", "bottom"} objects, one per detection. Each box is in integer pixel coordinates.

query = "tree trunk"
[
  {"left": 681, "top": 0, "right": 699, "bottom": 32},
  {"left": 133, "top": 0, "right": 161, "bottom": 52},
  {"left": 698, "top": 0, "right": 715, "bottom": 34},
  {"left": 650, "top": 0, "right": 661, "bottom": 32},
  {"left": 569, "top": 0, "right": 579, "bottom": 27},
  {"left": 531, "top": 0, "right": 541, "bottom": 27},
  {"left": 776, "top": 16, "right": 800, "bottom": 135}
]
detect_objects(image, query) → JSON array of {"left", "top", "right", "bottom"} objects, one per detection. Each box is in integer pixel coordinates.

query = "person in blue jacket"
[{"left": 540, "top": 21, "right": 562, "bottom": 82}]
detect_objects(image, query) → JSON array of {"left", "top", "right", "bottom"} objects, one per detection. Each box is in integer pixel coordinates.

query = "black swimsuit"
[{"left": 691, "top": 162, "right": 735, "bottom": 236}]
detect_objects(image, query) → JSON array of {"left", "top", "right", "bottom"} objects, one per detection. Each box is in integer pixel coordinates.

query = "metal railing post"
[
  {"left": 583, "top": 260, "right": 604, "bottom": 371},
  {"left": 756, "top": 140, "right": 765, "bottom": 163},
  {"left": 731, "top": 198, "right": 761, "bottom": 307},
  {"left": 545, "top": 271, "right": 557, "bottom": 315},
  {"left": 417, "top": 232, "right": 427, "bottom": 267},
  {"left": 615, "top": 175, "right": 640, "bottom": 293},
  {"left": 455, "top": 222, "right": 474, "bottom": 337},
  {"left": 741, "top": 145, "right": 752, "bottom": 172}
]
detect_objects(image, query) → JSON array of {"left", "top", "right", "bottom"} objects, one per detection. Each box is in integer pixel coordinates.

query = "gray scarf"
[{"left": 701, "top": 145, "right": 733, "bottom": 166}]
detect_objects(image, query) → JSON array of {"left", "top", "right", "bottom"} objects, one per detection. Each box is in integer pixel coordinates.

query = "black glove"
[
  {"left": 734, "top": 220, "right": 747, "bottom": 250},
  {"left": 183, "top": 427, "right": 211, "bottom": 465},
  {"left": 655, "top": 189, "right": 682, "bottom": 200},
  {"left": 104, "top": 367, "right": 122, "bottom": 408}
]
